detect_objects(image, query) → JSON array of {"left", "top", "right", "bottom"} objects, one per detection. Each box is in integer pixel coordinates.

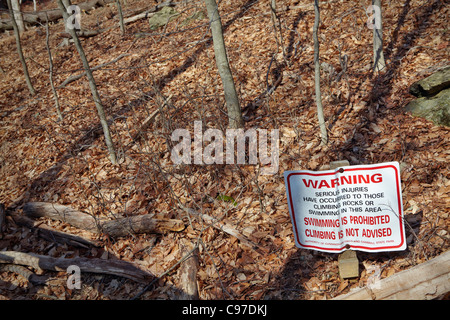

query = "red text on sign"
[{"left": 302, "top": 173, "right": 383, "bottom": 189}]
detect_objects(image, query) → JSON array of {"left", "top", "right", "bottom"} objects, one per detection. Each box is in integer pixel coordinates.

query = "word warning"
[{"left": 284, "top": 162, "right": 406, "bottom": 253}]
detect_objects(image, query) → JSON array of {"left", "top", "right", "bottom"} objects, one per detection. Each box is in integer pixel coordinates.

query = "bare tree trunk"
[
  {"left": 204, "top": 0, "right": 244, "bottom": 129},
  {"left": 269, "top": 0, "right": 287, "bottom": 64},
  {"left": 10, "top": 0, "right": 24, "bottom": 33},
  {"left": 116, "top": 0, "right": 125, "bottom": 34},
  {"left": 313, "top": 0, "right": 327, "bottom": 145},
  {"left": 0, "top": 251, "right": 153, "bottom": 283},
  {"left": 45, "top": 14, "right": 63, "bottom": 121},
  {"left": 57, "top": 0, "right": 117, "bottom": 164},
  {"left": 372, "top": 0, "right": 386, "bottom": 73},
  {"left": 23, "top": 202, "right": 185, "bottom": 237},
  {"left": 7, "top": 0, "right": 35, "bottom": 96}
]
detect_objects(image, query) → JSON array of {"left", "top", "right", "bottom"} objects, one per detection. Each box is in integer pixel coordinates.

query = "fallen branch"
[
  {"left": 181, "top": 206, "right": 269, "bottom": 255},
  {"left": 0, "top": 251, "right": 153, "bottom": 283},
  {"left": 0, "top": 264, "right": 49, "bottom": 286},
  {"left": 13, "top": 215, "right": 101, "bottom": 248},
  {"left": 58, "top": 53, "right": 129, "bottom": 88},
  {"left": 132, "top": 243, "right": 199, "bottom": 300},
  {"left": 24, "top": 202, "right": 99, "bottom": 232},
  {"left": 59, "top": 29, "right": 107, "bottom": 39},
  {"left": 101, "top": 213, "right": 185, "bottom": 237},
  {"left": 124, "top": 10, "right": 157, "bottom": 25},
  {"left": 123, "top": 1, "right": 174, "bottom": 25},
  {"left": 333, "top": 250, "right": 450, "bottom": 300},
  {"left": 123, "top": 1, "right": 173, "bottom": 18},
  {"left": 23, "top": 202, "right": 185, "bottom": 237}
]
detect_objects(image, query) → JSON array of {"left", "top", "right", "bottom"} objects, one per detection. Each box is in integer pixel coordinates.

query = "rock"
[
  {"left": 406, "top": 65, "right": 450, "bottom": 126},
  {"left": 148, "top": 6, "right": 179, "bottom": 30},
  {"left": 409, "top": 66, "right": 450, "bottom": 97},
  {"left": 405, "top": 88, "right": 450, "bottom": 127}
]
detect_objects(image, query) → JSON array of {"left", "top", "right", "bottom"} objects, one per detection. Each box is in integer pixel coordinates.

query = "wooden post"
[
  {"left": 329, "top": 160, "right": 359, "bottom": 280},
  {"left": 334, "top": 250, "right": 450, "bottom": 300}
]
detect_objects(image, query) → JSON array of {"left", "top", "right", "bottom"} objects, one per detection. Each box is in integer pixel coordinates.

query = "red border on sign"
[{"left": 286, "top": 164, "right": 405, "bottom": 251}]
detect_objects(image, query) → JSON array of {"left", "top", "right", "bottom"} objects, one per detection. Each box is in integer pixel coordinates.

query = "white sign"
[{"left": 284, "top": 162, "right": 406, "bottom": 253}]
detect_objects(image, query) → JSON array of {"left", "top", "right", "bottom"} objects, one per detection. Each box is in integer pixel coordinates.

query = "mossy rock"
[
  {"left": 409, "top": 66, "right": 450, "bottom": 97},
  {"left": 405, "top": 88, "right": 450, "bottom": 126},
  {"left": 148, "top": 6, "right": 180, "bottom": 30}
]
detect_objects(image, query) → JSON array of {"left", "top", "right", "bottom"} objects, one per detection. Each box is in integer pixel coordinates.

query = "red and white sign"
[{"left": 284, "top": 162, "right": 406, "bottom": 253}]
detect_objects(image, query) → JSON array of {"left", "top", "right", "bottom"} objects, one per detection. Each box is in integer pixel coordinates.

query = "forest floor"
[{"left": 0, "top": 0, "right": 448, "bottom": 300}]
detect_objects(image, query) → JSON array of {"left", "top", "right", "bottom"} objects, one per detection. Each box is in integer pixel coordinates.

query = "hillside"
[{"left": 0, "top": 0, "right": 448, "bottom": 300}]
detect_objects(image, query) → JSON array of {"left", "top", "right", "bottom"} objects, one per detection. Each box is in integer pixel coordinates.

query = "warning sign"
[{"left": 284, "top": 162, "right": 406, "bottom": 253}]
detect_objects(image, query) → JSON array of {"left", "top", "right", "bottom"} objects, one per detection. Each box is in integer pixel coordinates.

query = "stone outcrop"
[{"left": 406, "top": 66, "right": 450, "bottom": 127}]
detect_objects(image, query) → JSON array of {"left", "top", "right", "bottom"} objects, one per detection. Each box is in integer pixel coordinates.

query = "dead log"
[
  {"left": 178, "top": 240, "right": 199, "bottom": 300},
  {"left": 123, "top": 1, "right": 174, "bottom": 25},
  {"left": 59, "top": 29, "right": 106, "bottom": 39},
  {"left": 13, "top": 215, "right": 101, "bottom": 248},
  {"left": 23, "top": 202, "right": 185, "bottom": 237},
  {"left": 123, "top": 10, "right": 157, "bottom": 25},
  {"left": 132, "top": 243, "right": 199, "bottom": 300},
  {"left": 333, "top": 250, "right": 450, "bottom": 300},
  {"left": 123, "top": 1, "right": 173, "bottom": 19},
  {"left": 0, "top": 250, "right": 153, "bottom": 283},
  {"left": 24, "top": 202, "right": 99, "bottom": 232},
  {"left": 101, "top": 214, "right": 185, "bottom": 237}
]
